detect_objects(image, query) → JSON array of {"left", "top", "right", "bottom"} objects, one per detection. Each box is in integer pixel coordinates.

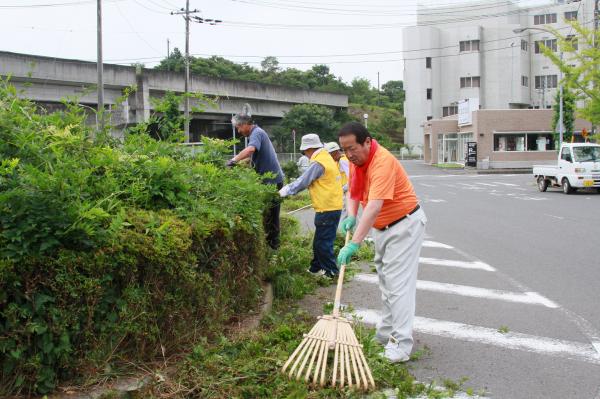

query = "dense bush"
[{"left": 0, "top": 79, "right": 274, "bottom": 394}]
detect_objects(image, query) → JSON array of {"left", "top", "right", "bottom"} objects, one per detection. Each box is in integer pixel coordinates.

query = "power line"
[
  {"left": 225, "top": 0, "right": 548, "bottom": 18},
  {"left": 0, "top": 0, "right": 124, "bottom": 8},
  {"left": 98, "top": 20, "right": 593, "bottom": 64},
  {"left": 114, "top": 2, "right": 163, "bottom": 56}
]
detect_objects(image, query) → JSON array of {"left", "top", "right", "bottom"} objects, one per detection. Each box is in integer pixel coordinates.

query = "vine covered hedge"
[{"left": 0, "top": 80, "right": 274, "bottom": 395}]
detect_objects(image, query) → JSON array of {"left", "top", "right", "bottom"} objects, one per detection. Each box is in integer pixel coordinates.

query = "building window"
[
  {"left": 535, "top": 74, "right": 558, "bottom": 89},
  {"left": 521, "top": 76, "right": 529, "bottom": 87},
  {"left": 427, "top": 116, "right": 433, "bottom": 121},
  {"left": 564, "top": 10, "right": 578, "bottom": 21},
  {"left": 566, "top": 34, "right": 578, "bottom": 51},
  {"left": 460, "top": 76, "right": 481, "bottom": 88},
  {"left": 459, "top": 40, "right": 480, "bottom": 52},
  {"left": 494, "top": 133, "right": 556, "bottom": 152},
  {"left": 534, "top": 39, "right": 557, "bottom": 53},
  {"left": 534, "top": 13, "right": 557, "bottom": 25},
  {"left": 426, "top": 57, "right": 432, "bottom": 68},
  {"left": 521, "top": 39, "right": 528, "bottom": 51},
  {"left": 442, "top": 105, "right": 458, "bottom": 117},
  {"left": 427, "top": 88, "right": 432, "bottom": 99}
]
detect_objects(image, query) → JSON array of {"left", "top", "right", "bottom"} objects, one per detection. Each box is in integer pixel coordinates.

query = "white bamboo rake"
[{"left": 281, "top": 232, "right": 375, "bottom": 390}]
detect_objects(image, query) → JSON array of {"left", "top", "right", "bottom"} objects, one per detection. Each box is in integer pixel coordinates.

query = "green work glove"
[
  {"left": 337, "top": 242, "right": 360, "bottom": 266},
  {"left": 339, "top": 216, "right": 356, "bottom": 234}
]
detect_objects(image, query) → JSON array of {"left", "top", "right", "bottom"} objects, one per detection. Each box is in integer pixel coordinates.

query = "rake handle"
[{"left": 332, "top": 231, "right": 351, "bottom": 318}]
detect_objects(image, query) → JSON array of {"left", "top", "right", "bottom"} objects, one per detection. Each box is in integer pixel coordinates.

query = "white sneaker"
[
  {"left": 307, "top": 268, "right": 325, "bottom": 276},
  {"left": 383, "top": 340, "right": 410, "bottom": 363}
]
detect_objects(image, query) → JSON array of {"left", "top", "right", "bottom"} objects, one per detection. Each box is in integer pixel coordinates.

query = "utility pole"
[
  {"left": 171, "top": 2, "right": 199, "bottom": 142},
  {"left": 593, "top": 0, "right": 599, "bottom": 135},
  {"left": 167, "top": 38, "right": 170, "bottom": 58},
  {"left": 171, "top": 4, "right": 221, "bottom": 143},
  {"left": 97, "top": 0, "right": 104, "bottom": 131},
  {"left": 559, "top": 52, "right": 564, "bottom": 147},
  {"left": 377, "top": 72, "right": 380, "bottom": 106}
]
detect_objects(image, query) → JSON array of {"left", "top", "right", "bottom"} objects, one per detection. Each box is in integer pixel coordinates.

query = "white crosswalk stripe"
[
  {"left": 348, "top": 309, "right": 600, "bottom": 366},
  {"left": 419, "top": 257, "right": 496, "bottom": 271},
  {"left": 423, "top": 240, "right": 454, "bottom": 249},
  {"left": 350, "top": 239, "right": 600, "bottom": 366},
  {"left": 353, "top": 274, "right": 558, "bottom": 308}
]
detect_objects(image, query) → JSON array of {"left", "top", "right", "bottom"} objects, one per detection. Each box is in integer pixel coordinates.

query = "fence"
[{"left": 179, "top": 145, "right": 424, "bottom": 162}]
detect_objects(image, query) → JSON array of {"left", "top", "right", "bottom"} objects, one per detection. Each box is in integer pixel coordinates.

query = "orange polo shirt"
[{"left": 351, "top": 146, "right": 419, "bottom": 229}]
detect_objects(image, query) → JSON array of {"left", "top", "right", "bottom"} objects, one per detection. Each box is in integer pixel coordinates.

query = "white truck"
[{"left": 533, "top": 143, "right": 600, "bottom": 194}]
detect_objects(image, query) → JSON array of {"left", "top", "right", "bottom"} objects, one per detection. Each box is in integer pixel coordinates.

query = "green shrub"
[
  {"left": 281, "top": 160, "right": 299, "bottom": 180},
  {"left": 0, "top": 79, "right": 273, "bottom": 394}
]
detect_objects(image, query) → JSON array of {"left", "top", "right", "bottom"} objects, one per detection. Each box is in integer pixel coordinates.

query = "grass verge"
[
  {"left": 281, "top": 191, "right": 312, "bottom": 213},
  {"left": 432, "top": 163, "right": 465, "bottom": 169}
]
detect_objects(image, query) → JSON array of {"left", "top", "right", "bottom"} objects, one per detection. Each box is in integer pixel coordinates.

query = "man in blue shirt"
[{"left": 227, "top": 113, "right": 284, "bottom": 249}]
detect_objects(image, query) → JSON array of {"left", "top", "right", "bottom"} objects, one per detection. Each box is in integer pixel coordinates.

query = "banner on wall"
[{"left": 458, "top": 98, "right": 479, "bottom": 125}]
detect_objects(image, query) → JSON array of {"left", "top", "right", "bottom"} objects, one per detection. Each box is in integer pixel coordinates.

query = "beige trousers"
[{"left": 372, "top": 207, "right": 427, "bottom": 355}]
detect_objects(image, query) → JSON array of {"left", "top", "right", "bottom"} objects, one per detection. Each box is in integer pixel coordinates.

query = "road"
[{"left": 292, "top": 160, "right": 600, "bottom": 399}]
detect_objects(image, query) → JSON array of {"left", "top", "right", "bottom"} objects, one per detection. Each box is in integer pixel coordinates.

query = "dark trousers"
[
  {"left": 264, "top": 182, "right": 283, "bottom": 250},
  {"left": 310, "top": 210, "right": 342, "bottom": 276}
]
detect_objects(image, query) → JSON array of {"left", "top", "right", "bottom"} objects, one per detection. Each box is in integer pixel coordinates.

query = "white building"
[{"left": 402, "top": 0, "right": 595, "bottom": 151}]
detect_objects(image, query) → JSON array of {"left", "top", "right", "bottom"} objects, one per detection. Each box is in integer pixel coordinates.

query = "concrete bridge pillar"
[{"left": 134, "top": 66, "right": 150, "bottom": 123}]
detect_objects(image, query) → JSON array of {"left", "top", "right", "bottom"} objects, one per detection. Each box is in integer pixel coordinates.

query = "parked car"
[{"left": 533, "top": 143, "right": 600, "bottom": 194}]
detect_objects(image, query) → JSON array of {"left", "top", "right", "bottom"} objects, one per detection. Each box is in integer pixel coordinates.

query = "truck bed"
[{"left": 533, "top": 165, "right": 559, "bottom": 176}]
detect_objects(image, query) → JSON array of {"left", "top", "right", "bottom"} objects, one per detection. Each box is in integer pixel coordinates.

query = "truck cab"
[{"left": 533, "top": 143, "right": 600, "bottom": 194}]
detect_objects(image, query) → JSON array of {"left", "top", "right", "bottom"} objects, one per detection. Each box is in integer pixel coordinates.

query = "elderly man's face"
[
  {"left": 236, "top": 123, "right": 253, "bottom": 137},
  {"left": 339, "top": 135, "right": 371, "bottom": 166}
]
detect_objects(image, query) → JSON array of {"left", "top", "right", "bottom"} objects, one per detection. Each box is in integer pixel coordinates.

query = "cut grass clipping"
[{"left": 141, "top": 306, "right": 468, "bottom": 398}]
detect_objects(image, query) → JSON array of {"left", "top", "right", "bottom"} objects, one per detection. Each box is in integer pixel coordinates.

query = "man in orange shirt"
[{"left": 337, "top": 122, "right": 427, "bottom": 363}]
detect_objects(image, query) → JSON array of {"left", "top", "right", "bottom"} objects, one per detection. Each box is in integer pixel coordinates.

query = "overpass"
[{"left": 0, "top": 51, "right": 348, "bottom": 140}]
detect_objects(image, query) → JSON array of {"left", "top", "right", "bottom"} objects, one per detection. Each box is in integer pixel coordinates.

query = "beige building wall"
[{"left": 426, "top": 109, "right": 593, "bottom": 169}]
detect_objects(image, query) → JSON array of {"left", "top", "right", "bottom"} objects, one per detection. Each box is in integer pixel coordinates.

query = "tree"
[
  {"left": 271, "top": 104, "right": 340, "bottom": 152},
  {"left": 541, "top": 22, "right": 600, "bottom": 139},
  {"left": 551, "top": 88, "right": 576, "bottom": 143},
  {"left": 260, "top": 56, "right": 280, "bottom": 74},
  {"left": 380, "top": 80, "right": 405, "bottom": 111},
  {"left": 371, "top": 108, "right": 405, "bottom": 148}
]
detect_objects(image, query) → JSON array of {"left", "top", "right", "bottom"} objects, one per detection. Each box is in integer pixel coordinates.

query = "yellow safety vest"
[
  {"left": 308, "top": 150, "right": 344, "bottom": 212},
  {"left": 338, "top": 155, "right": 349, "bottom": 187}
]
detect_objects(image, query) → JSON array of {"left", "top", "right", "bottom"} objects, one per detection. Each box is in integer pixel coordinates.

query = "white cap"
[
  {"left": 324, "top": 142, "right": 341, "bottom": 153},
  {"left": 299, "top": 133, "right": 323, "bottom": 150}
]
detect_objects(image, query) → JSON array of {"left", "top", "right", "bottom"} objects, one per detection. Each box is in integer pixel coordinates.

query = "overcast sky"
[{"left": 0, "top": 0, "right": 549, "bottom": 87}]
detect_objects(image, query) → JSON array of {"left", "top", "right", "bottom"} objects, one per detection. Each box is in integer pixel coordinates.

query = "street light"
[
  {"left": 513, "top": 26, "right": 564, "bottom": 148},
  {"left": 363, "top": 113, "right": 369, "bottom": 128}
]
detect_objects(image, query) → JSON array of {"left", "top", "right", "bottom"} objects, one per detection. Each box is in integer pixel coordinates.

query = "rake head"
[{"left": 281, "top": 314, "right": 375, "bottom": 390}]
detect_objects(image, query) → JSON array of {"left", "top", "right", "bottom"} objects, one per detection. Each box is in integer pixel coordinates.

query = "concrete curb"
[{"left": 47, "top": 283, "right": 274, "bottom": 399}]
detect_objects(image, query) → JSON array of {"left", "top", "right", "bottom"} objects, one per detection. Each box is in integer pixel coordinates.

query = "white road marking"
[
  {"left": 594, "top": 342, "right": 600, "bottom": 355},
  {"left": 458, "top": 183, "right": 482, "bottom": 189},
  {"left": 353, "top": 274, "right": 558, "bottom": 308},
  {"left": 544, "top": 214, "right": 565, "bottom": 220},
  {"left": 423, "top": 240, "right": 454, "bottom": 249},
  {"left": 494, "top": 182, "right": 519, "bottom": 187},
  {"left": 419, "top": 257, "right": 496, "bottom": 271},
  {"left": 419, "top": 183, "right": 435, "bottom": 188},
  {"left": 349, "top": 309, "right": 600, "bottom": 365},
  {"left": 475, "top": 182, "right": 497, "bottom": 187},
  {"left": 425, "top": 199, "right": 446, "bottom": 203}
]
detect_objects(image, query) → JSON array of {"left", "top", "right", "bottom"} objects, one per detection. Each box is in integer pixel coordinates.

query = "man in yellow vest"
[
  {"left": 279, "top": 134, "right": 344, "bottom": 277},
  {"left": 325, "top": 142, "right": 350, "bottom": 222}
]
